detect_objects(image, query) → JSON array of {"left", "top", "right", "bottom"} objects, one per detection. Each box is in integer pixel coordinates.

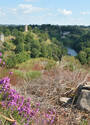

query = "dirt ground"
[{"left": 12, "top": 67, "right": 90, "bottom": 125}]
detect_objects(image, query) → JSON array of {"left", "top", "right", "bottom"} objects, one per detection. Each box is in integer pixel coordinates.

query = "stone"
[
  {"left": 77, "top": 89, "right": 90, "bottom": 112},
  {"left": 60, "top": 97, "right": 71, "bottom": 104},
  {"left": 82, "top": 83, "right": 90, "bottom": 90}
]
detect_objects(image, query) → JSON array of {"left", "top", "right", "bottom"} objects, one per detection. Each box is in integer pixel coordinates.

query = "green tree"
[
  {"left": 14, "top": 33, "right": 25, "bottom": 53},
  {"left": 16, "top": 51, "right": 30, "bottom": 63},
  {"left": 78, "top": 51, "right": 87, "bottom": 64},
  {"left": 31, "top": 40, "right": 41, "bottom": 57},
  {"left": 40, "top": 43, "right": 48, "bottom": 57},
  {"left": 6, "top": 55, "right": 17, "bottom": 68}
]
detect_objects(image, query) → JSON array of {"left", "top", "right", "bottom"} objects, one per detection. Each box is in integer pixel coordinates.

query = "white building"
[
  {"left": 61, "top": 32, "right": 70, "bottom": 39},
  {"left": 25, "top": 25, "right": 28, "bottom": 32},
  {"left": 63, "top": 32, "right": 70, "bottom": 36}
]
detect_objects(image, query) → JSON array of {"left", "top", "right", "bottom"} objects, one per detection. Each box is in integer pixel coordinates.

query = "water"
[{"left": 67, "top": 47, "right": 77, "bottom": 56}]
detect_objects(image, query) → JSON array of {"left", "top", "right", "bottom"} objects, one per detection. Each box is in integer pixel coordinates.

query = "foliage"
[
  {"left": 6, "top": 52, "right": 30, "bottom": 68},
  {"left": 6, "top": 54, "right": 17, "bottom": 68},
  {"left": 25, "top": 71, "right": 41, "bottom": 80},
  {"left": 0, "top": 24, "right": 90, "bottom": 65},
  {"left": 61, "top": 56, "right": 81, "bottom": 71},
  {"left": 16, "top": 58, "right": 56, "bottom": 72},
  {"left": 45, "top": 60, "right": 56, "bottom": 70},
  {"left": 78, "top": 51, "right": 87, "bottom": 65},
  {"left": 0, "top": 76, "right": 56, "bottom": 125},
  {"left": 1, "top": 25, "right": 67, "bottom": 62},
  {"left": 80, "top": 120, "right": 88, "bottom": 125},
  {"left": 16, "top": 51, "right": 30, "bottom": 64},
  {"left": 0, "top": 52, "right": 56, "bottom": 125}
]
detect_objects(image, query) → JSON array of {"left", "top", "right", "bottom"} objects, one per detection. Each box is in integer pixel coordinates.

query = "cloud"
[
  {"left": 9, "top": 8, "right": 17, "bottom": 14},
  {"left": 0, "top": 8, "right": 5, "bottom": 16},
  {"left": 19, "top": 4, "right": 43, "bottom": 14},
  {"left": 81, "top": 11, "right": 90, "bottom": 15},
  {"left": 57, "top": 9, "right": 72, "bottom": 15}
]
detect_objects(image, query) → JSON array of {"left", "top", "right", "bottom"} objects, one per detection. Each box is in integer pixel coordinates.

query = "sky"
[{"left": 0, "top": 0, "right": 90, "bottom": 25}]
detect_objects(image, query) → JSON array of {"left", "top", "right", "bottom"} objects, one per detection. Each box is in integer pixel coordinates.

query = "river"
[{"left": 67, "top": 47, "right": 77, "bottom": 56}]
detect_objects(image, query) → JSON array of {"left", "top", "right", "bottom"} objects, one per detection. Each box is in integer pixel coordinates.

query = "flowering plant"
[{"left": 0, "top": 52, "right": 56, "bottom": 125}]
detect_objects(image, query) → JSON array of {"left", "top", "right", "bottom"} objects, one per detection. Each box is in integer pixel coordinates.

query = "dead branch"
[
  {"left": 0, "top": 112, "right": 15, "bottom": 122},
  {"left": 63, "top": 73, "right": 89, "bottom": 97},
  {"left": 10, "top": 114, "right": 20, "bottom": 125}
]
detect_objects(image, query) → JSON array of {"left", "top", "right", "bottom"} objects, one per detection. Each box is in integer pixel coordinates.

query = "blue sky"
[{"left": 0, "top": 0, "right": 90, "bottom": 25}]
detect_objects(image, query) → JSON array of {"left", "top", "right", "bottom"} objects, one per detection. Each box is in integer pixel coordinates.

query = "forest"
[{"left": 0, "top": 24, "right": 90, "bottom": 68}]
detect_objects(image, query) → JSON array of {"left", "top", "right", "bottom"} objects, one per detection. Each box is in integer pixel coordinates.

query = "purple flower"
[
  {"left": 9, "top": 72, "right": 13, "bottom": 75},
  {"left": 12, "top": 122, "right": 16, "bottom": 125},
  {"left": 0, "top": 79, "right": 4, "bottom": 84},
  {"left": 3, "top": 61, "right": 5, "bottom": 65},
  {"left": 0, "top": 58, "right": 2, "bottom": 63},
  {"left": 0, "top": 67, "right": 56, "bottom": 125},
  {"left": 0, "top": 52, "right": 2, "bottom": 56}
]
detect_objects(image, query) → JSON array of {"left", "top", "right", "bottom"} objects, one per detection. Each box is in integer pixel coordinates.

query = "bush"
[
  {"left": 6, "top": 52, "right": 30, "bottom": 68},
  {"left": 78, "top": 51, "right": 87, "bottom": 65},
  {"left": 6, "top": 55, "right": 17, "bottom": 68},
  {"left": 16, "top": 51, "right": 30, "bottom": 63},
  {"left": 45, "top": 60, "right": 56, "bottom": 70}
]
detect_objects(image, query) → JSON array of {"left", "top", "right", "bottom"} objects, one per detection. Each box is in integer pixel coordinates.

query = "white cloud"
[
  {"left": 57, "top": 9, "right": 72, "bottom": 15},
  {"left": 81, "top": 11, "right": 90, "bottom": 15},
  {"left": 0, "top": 8, "right": 5, "bottom": 16},
  {"left": 19, "top": 4, "right": 43, "bottom": 14},
  {"left": 9, "top": 8, "right": 17, "bottom": 14}
]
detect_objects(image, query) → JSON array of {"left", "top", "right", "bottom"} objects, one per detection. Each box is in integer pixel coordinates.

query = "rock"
[
  {"left": 60, "top": 97, "right": 71, "bottom": 104},
  {"left": 77, "top": 89, "right": 90, "bottom": 112},
  {"left": 82, "top": 83, "right": 90, "bottom": 90}
]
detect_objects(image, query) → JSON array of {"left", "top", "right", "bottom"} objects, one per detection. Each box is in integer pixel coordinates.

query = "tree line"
[{"left": 0, "top": 24, "right": 90, "bottom": 67}]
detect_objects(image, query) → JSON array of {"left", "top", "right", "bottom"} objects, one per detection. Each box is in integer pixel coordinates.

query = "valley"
[{"left": 0, "top": 25, "right": 90, "bottom": 125}]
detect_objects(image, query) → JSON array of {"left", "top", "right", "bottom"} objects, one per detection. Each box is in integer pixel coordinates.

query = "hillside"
[
  {"left": 0, "top": 55, "right": 90, "bottom": 125},
  {"left": 0, "top": 25, "right": 90, "bottom": 66},
  {"left": 0, "top": 25, "right": 90, "bottom": 125}
]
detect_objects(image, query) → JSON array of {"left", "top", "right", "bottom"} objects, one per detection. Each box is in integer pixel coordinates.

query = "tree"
[
  {"left": 14, "top": 33, "right": 25, "bottom": 53},
  {"left": 15, "top": 42, "right": 24, "bottom": 53},
  {"left": 40, "top": 43, "right": 48, "bottom": 57},
  {"left": 31, "top": 40, "right": 41, "bottom": 58},
  {"left": 12, "top": 29, "right": 18, "bottom": 37},
  {"left": 4, "top": 28, "right": 11, "bottom": 36},
  {"left": 6, "top": 55, "right": 17, "bottom": 68},
  {"left": 78, "top": 51, "right": 87, "bottom": 64},
  {"left": 87, "top": 56, "right": 90, "bottom": 65},
  {"left": 31, "top": 48, "right": 40, "bottom": 58},
  {"left": 16, "top": 51, "right": 30, "bottom": 63}
]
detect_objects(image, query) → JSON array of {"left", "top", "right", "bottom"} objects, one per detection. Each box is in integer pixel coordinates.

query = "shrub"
[
  {"left": 78, "top": 51, "right": 87, "bottom": 65},
  {"left": 0, "top": 76, "right": 56, "bottom": 125},
  {"left": 16, "top": 51, "right": 30, "bottom": 64},
  {"left": 45, "top": 60, "right": 56, "bottom": 70},
  {"left": 6, "top": 55, "right": 17, "bottom": 68},
  {"left": 6, "top": 52, "right": 30, "bottom": 68}
]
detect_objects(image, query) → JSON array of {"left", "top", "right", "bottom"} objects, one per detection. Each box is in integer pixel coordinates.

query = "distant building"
[
  {"left": 61, "top": 32, "right": 70, "bottom": 39},
  {"left": 0, "top": 33, "right": 4, "bottom": 42},
  {"left": 25, "top": 25, "right": 28, "bottom": 32},
  {"left": 63, "top": 32, "right": 70, "bottom": 36}
]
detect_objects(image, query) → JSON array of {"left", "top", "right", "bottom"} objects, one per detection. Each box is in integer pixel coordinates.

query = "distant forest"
[{"left": 0, "top": 24, "right": 90, "bottom": 67}]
